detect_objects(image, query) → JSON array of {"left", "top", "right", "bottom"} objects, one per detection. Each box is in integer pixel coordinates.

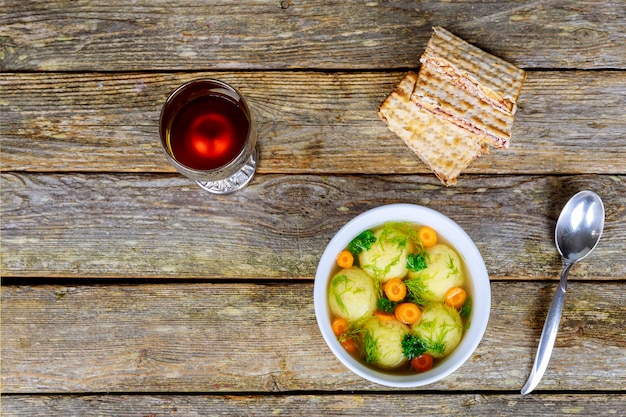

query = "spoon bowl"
[
  {"left": 556, "top": 191, "right": 605, "bottom": 262},
  {"left": 521, "top": 190, "right": 604, "bottom": 395}
]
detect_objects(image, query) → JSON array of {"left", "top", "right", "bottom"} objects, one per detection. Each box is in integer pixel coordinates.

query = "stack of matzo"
[{"left": 378, "top": 27, "right": 526, "bottom": 186}]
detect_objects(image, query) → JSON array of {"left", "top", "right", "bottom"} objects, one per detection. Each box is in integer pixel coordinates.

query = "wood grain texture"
[
  {"left": 1, "top": 71, "right": 625, "bottom": 174},
  {"left": 2, "top": 0, "right": 625, "bottom": 414},
  {"left": 3, "top": 393, "right": 626, "bottom": 416},
  {"left": 1, "top": 0, "right": 624, "bottom": 71},
  {"left": 2, "top": 282, "right": 625, "bottom": 393},
  {"left": 2, "top": 173, "right": 625, "bottom": 280}
]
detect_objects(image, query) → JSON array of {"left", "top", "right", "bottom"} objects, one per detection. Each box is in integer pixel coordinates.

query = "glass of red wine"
[{"left": 159, "top": 79, "right": 258, "bottom": 194}]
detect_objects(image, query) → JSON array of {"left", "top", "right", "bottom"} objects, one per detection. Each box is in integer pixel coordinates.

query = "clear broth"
[{"left": 327, "top": 222, "right": 473, "bottom": 375}]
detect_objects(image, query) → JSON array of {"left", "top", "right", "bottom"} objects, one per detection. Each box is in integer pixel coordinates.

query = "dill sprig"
[
  {"left": 378, "top": 222, "right": 410, "bottom": 250},
  {"left": 446, "top": 254, "right": 460, "bottom": 276},
  {"left": 363, "top": 330, "right": 380, "bottom": 364},
  {"left": 404, "top": 275, "right": 434, "bottom": 306},
  {"left": 329, "top": 274, "right": 365, "bottom": 316},
  {"left": 337, "top": 317, "right": 369, "bottom": 357}
]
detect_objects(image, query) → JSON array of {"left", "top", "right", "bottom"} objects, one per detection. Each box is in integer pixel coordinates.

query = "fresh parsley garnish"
[
  {"left": 406, "top": 253, "right": 428, "bottom": 272},
  {"left": 348, "top": 230, "right": 376, "bottom": 256},
  {"left": 401, "top": 334, "right": 427, "bottom": 359},
  {"left": 459, "top": 296, "right": 472, "bottom": 320},
  {"left": 377, "top": 296, "right": 398, "bottom": 314}
]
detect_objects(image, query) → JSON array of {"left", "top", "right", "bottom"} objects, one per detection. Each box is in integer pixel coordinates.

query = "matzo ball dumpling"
[
  {"left": 362, "top": 317, "right": 410, "bottom": 369},
  {"left": 411, "top": 302, "right": 463, "bottom": 358},
  {"left": 407, "top": 243, "right": 464, "bottom": 302},
  {"left": 358, "top": 223, "right": 415, "bottom": 282},
  {"left": 328, "top": 267, "right": 378, "bottom": 322}
]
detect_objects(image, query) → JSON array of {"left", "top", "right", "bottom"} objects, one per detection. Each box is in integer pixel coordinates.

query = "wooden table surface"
[{"left": 2, "top": 1, "right": 625, "bottom": 415}]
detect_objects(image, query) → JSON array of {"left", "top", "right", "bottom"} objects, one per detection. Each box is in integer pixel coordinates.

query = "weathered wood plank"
[
  {"left": 2, "top": 173, "right": 624, "bottom": 280},
  {"left": 1, "top": 0, "right": 624, "bottom": 71},
  {"left": 2, "top": 282, "right": 625, "bottom": 393},
  {"left": 1, "top": 71, "right": 625, "bottom": 174},
  {"left": 3, "top": 393, "right": 626, "bottom": 417}
]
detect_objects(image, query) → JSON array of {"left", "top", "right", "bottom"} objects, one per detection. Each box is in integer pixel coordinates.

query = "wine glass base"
[{"left": 196, "top": 147, "right": 258, "bottom": 194}]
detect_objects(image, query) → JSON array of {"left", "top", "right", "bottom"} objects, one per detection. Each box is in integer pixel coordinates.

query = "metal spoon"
[{"left": 521, "top": 190, "right": 605, "bottom": 395}]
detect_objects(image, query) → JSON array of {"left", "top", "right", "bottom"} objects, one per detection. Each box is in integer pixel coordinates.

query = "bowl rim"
[{"left": 314, "top": 203, "right": 491, "bottom": 387}]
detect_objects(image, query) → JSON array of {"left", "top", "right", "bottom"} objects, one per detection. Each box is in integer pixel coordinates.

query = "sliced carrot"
[
  {"left": 411, "top": 353, "right": 434, "bottom": 372},
  {"left": 444, "top": 287, "right": 467, "bottom": 309},
  {"left": 374, "top": 311, "right": 396, "bottom": 321},
  {"left": 336, "top": 250, "right": 354, "bottom": 269},
  {"left": 383, "top": 278, "right": 407, "bottom": 302},
  {"left": 418, "top": 226, "right": 437, "bottom": 248},
  {"left": 331, "top": 317, "right": 348, "bottom": 337},
  {"left": 394, "top": 302, "right": 421, "bottom": 325},
  {"left": 340, "top": 337, "right": 358, "bottom": 354}
]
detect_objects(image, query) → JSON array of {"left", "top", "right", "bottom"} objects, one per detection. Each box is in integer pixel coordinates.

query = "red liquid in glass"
[{"left": 169, "top": 95, "right": 249, "bottom": 170}]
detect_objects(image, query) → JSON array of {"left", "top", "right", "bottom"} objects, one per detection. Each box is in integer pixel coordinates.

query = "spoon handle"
[{"left": 521, "top": 261, "right": 573, "bottom": 395}]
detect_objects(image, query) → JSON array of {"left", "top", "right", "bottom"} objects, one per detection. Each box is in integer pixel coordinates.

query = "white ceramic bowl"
[{"left": 314, "top": 203, "right": 491, "bottom": 388}]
